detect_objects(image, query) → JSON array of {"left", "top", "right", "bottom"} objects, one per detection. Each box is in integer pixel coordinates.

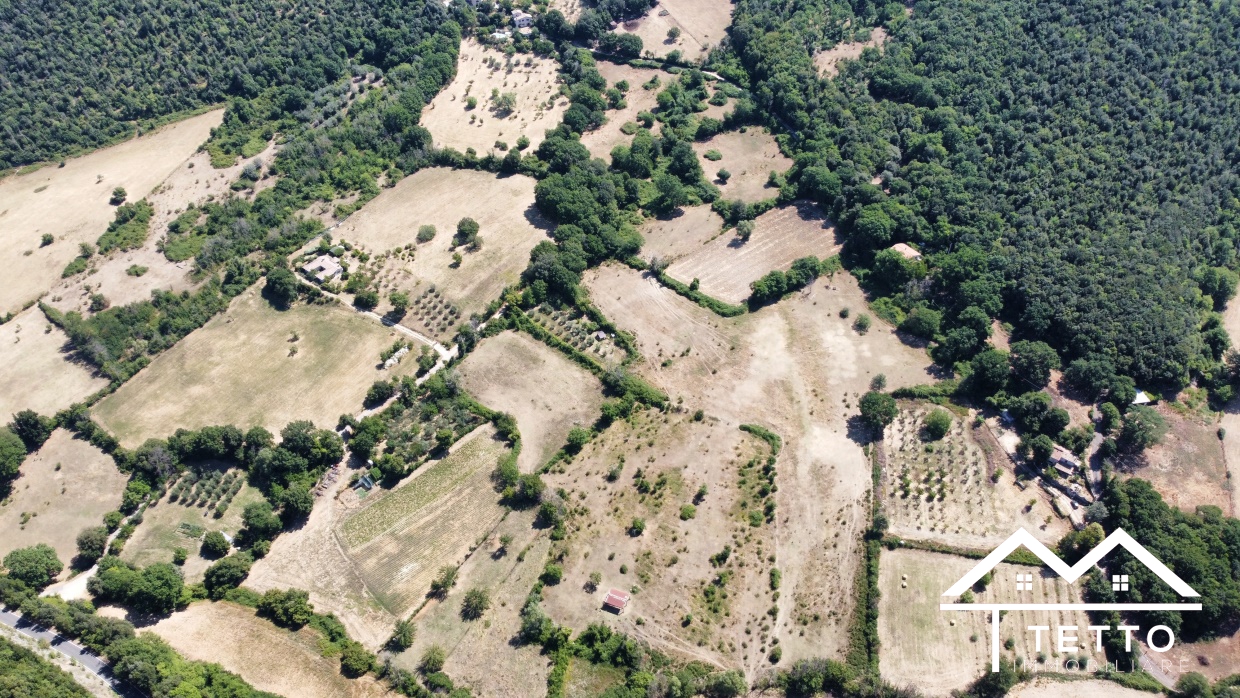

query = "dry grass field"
[
  {"left": 693, "top": 129, "right": 791, "bottom": 203},
  {"left": 640, "top": 205, "right": 726, "bottom": 264},
  {"left": 879, "top": 548, "right": 1101, "bottom": 696},
  {"left": 148, "top": 601, "right": 394, "bottom": 698},
  {"left": 1008, "top": 678, "right": 1153, "bottom": 698},
  {"left": 0, "top": 429, "right": 127, "bottom": 569},
  {"left": 580, "top": 62, "right": 664, "bottom": 160},
  {"left": 422, "top": 39, "right": 566, "bottom": 154},
  {"left": 458, "top": 330, "right": 604, "bottom": 471},
  {"left": 615, "top": 0, "right": 735, "bottom": 62},
  {"left": 0, "top": 110, "right": 223, "bottom": 316},
  {"left": 394, "top": 511, "right": 553, "bottom": 697},
  {"left": 331, "top": 168, "right": 551, "bottom": 318},
  {"left": 580, "top": 263, "right": 934, "bottom": 674},
  {"left": 342, "top": 428, "right": 509, "bottom": 616},
  {"left": 120, "top": 475, "right": 265, "bottom": 583},
  {"left": 93, "top": 286, "right": 422, "bottom": 447},
  {"left": 1122, "top": 404, "right": 1230, "bottom": 514},
  {"left": 541, "top": 410, "right": 779, "bottom": 677},
  {"left": 43, "top": 142, "right": 278, "bottom": 317},
  {"left": 881, "top": 405, "right": 1070, "bottom": 549},
  {"left": 664, "top": 201, "right": 838, "bottom": 304},
  {"left": 814, "top": 28, "right": 889, "bottom": 77},
  {"left": 0, "top": 307, "right": 108, "bottom": 418}
]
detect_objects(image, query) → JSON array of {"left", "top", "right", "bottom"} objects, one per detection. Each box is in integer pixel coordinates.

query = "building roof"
[
  {"left": 1133, "top": 390, "right": 1153, "bottom": 405},
  {"left": 603, "top": 588, "right": 630, "bottom": 610},
  {"left": 889, "top": 242, "right": 922, "bottom": 261},
  {"left": 302, "top": 254, "right": 343, "bottom": 281},
  {"left": 358, "top": 474, "right": 375, "bottom": 490},
  {"left": 1051, "top": 444, "right": 1080, "bottom": 467}
]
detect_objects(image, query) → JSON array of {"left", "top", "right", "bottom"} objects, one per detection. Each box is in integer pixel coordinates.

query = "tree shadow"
[
  {"left": 845, "top": 415, "right": 878, "bottom": 446},
  {"left": 523, "top": 202, "right": 555, "bottom": 233}
]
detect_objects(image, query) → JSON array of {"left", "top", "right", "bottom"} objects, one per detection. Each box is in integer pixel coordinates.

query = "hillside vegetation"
[{"left": 729, "top": 0, "right": 1240, "bottom": 390}]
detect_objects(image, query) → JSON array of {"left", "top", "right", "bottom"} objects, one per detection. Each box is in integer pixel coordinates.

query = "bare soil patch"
[
  {"left": 0, "top": 429, "right": 127, "bottom": 570},
  {"left": 1160, "top": 629, "right": 1240, "bottom": 683},
  {"left": 148, "top": 601, "right": 394, "bottom": 698},
  {"left": 639, "top": 205, "right": 725, "bottom": 265},
  {"left": 879, "top": 548, "right": 1101, "bottom": 696},
  {"left": 458, "top": 330, "right": 603, "bottom": 471},
  {"left": 615, "top": 0, "right": 735, "bottom": 62},
  {"left": 1121, "top": 403, "right": 1230, "bottom": 514},
  {"left": 693, "top": 129, "right": 790, "bottom": 203},
  {"left": 0, "top": 307, "right": 107, "bottom": 418},
  {"left": 0, "top": 110, "right": 223, "bottom": 315},
  {"left": 664, "top": 201, "right": 838, "bottom": 304},
  {"left": 422, "top": 39, "right": 566, "bottom": 154},
  {"left": 881, "top": 405, "right": 1070, "bottom": 549},
  {"left": 581, "top": 62, "right": 664, "bottom": 160},
  {"left": 93, "top": 286, "right": 422, "bottom": 447},
  {"left": 332, "top": 168, "right": 551, "bottom": 318},
  {"left": 583, "top": 263, "right": 934, "bottom": 674},
  {"left": 814, "top": 28, "right": 889, "bottom": 77}
]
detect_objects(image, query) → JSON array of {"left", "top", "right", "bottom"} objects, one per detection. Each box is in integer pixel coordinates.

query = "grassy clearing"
[
  {"left": 0, "top": 429, "right": 127, "bottom": 568},
  {"left": 93, "top": 286, "right": 421, "bottom": 446},
  {"left": 0, "top": 308, "right": 108, "bottom": 418}
]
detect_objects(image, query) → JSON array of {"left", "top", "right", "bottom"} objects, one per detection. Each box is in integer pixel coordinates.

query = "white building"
[{"left": 512, "top": 9, "right": 533, "bottom": 28}]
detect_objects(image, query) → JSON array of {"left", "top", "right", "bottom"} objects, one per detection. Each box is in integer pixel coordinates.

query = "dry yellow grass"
[
  {"left": 422, "top": 39, "right": 566, "bottom": 154},
  {"left": 639, "top": 205, "right": 726, "bottom": 264},
  {"left": 333, "top": 168, "right": 552, "bottom": 317},
  {"left": 0, "top": 429, "right": 127, "bottom": 569},
  {"left": 0, "top": 307, "right": 107, "bottom": 418},
  {"left": 457, "top": 330, "right": 603, "bottom": 471},
  {"left": 148, "top": 601, "right": 394, "bottom": 698},
  {"left": 93, "top": 286, "right": 422, "bottom": 447},
  {"left": 1008, "top": 678, "right": 1153, "bottom": 698},
  {"left": 878, "top": 548, "right": 1101, "bottom": 696},
  {"left": 0, "top": 110, "right": 223, "bottom": 315},
  {"left": 615, "top": 0, "right": 735, "bottom": 62},
  {"left": 664, "top": 201, "right": 838, "bottom": 304},
  {"left": 693, "top": 129, "right": 791, "bottom": 203},
  {"left": 581, "top": 62, "right": 664, "bottom": 160}
]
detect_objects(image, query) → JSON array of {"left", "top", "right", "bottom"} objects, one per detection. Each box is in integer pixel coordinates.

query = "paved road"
[{"left": 0, "top": 608, "right": 144, "bottom": 698}]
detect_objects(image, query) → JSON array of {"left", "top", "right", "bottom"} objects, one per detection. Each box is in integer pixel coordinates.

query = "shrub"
[
  {"left": 629, "top": 518, "right": 646, "bottom": 536},
  {"left": 460, "top": 588, "right": 491, "bottom": 620},
  {"left": 680, "top": 504, "right": 697, "bottom": 520},
  {"left": 416, "top": 224, "right": 437, "bottom": 243},
  {"left": 923, "top": 409, "right": 952, "bottom": 441},
  {"left": 858, "top": 392, "right": 897, "bottom": 429},
  {"left": 853, "top": 314, "right": 872, "bottom": 334},
  {"left": 420, "top": 645, "right": 446, "bottom": 673},
  {"left": 703, "top": 149, "right": 722, "bottom": 161},
  {"left": 541, "top": 563, "right": 563, "bottom": 585},
  {"left": 201, "top": 530, "right": 231, "bottom": 558},
  {"left": 109, "top": 187, "right": 127, "bottom": 205},
  {"left": 429, "top": 566, "right": 458, "bottom": 597}
]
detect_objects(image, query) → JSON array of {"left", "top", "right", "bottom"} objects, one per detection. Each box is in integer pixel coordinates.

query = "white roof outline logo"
[{"left": 941, "top": 527, "right": 1199, "bottom": 598}]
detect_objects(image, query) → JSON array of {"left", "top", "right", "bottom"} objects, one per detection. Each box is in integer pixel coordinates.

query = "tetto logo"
[{"left": 939, "top": 528, "right": 1201, "bottom": 672}]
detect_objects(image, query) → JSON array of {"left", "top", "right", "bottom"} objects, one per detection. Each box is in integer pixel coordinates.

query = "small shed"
[
  {"left": 603, "top": 588, "right": 630, "bottom": 613},
  {"left": 889, "top": 243, "right": 923, "bottom": 261},
  {"left": 1132, "top": 390, "right": 1155, "bottom": 406}
]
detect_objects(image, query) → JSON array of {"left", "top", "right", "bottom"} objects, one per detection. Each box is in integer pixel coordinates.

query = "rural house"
[
  {"left": 889, "top": 242, "right": 923, "bottom": 261},
  {"left": 302, "top": 254, "right": 343, "bottom": 282},
  {"left": 512, "top": 9, "right": 533, "bottom": 27},
  {"left": 603, "top": 588, "right": 630, "bottom": 613},
  {"left": 1050, "top": 444, "right": 1080, "bottom": 479}
]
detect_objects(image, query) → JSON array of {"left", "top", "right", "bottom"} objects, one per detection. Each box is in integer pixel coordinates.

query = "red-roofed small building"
[{"left": 603, "top": 588, "right": 630, "bottom": 613}]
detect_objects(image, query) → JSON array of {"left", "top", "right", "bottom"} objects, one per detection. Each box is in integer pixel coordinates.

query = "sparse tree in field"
[
  {"left": 717, "top": 168, "right": 731, "bottom": 183},
  {"left": 923, "top": 409, "right": 952, "bottom": 441},
  {"left": 40, "top": 233, "right": 53, "bottom": 247},
  {"left": 736, "top": 220, "right": 754, "bottom": 242},
  {"left": 493, "top": 92, "right": 517, "bottom": 114},
  {"left": 566, "top": 427, "right": 591, "bottom": 452},
  {"left": 586, "top": 571, "right": 602, "bottom": 592},
  {"left": 421, "top": 645, "right": 446, "bottom": 673},
  {"left": 667, "top": 27, "right": 681, "bottom": 41},
  {"left": 201, "top": 530, "right": 231, "bottom": 558},
  {"left": 859, "top": 391, "right": 897, "bottom": 430},
  {"left": 109, "top": 187, "right": 127, "bottom": 205},
  {"left": 417, "top": 224, "right": 437, "bottom": 243},
  {"left": 451, "top": 251, "right": 463, "bottom": 268},
  {"left": 629, "top": 517, "right": 646, "bottom": 536},
  {"left": 454, "top": 218, "right": 480, "bottom": 247},
  {"left": 429, "top": 566, "right": 458, "bottom": 597},
  {"left": 516, "top": 135, "right": 530, "bottom": 151},
  {"left": 1120, "top": 405, "right": 1167, "bottom": 454},
  {"left": 388, "top": 619, "right": 416, "bottom": 651},
  {"left": 460, "top": 588, "right": 490, "bottom": 620},
  {"left": 465, "top": 96, "right": 478, "bottom": 110},
  {"left": 680, "top": 504, "right": 697, "bottom": 520},
  {"left": 870, "top": 374, "right": 887, "bottom": 391},
  {"left": 695, "top": 484, "right": 708, "bottom": 503},
  {"left": 497, "top": 534, "right": 513, "bottom": 555},
  {"left": 389, "top": 291, "right": 409, "bottom": 317},
  {"left": 853, "top": 314, "right": 872, "bottom": 334},
  {"left": 172, "top": 548, "right": 188, "bottom": 566}
]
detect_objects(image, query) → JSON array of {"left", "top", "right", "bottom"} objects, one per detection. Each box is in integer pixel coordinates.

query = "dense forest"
[
  {"left": 728, "top": 0, "right": 1240, "bottom": 392},
  {"left": 0, "top": 0, "right": 462, "bottom": 168}
]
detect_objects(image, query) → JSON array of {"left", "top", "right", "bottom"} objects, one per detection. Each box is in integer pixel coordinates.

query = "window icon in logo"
[
  {"left": 1015, "top": 573, "right": 1033, "bottom": 591},
  {"left": 1112, "top": 574, "right": 1129, "bottom": 592}
]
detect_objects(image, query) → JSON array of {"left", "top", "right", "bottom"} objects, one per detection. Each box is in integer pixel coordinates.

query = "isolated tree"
[
  {"left": 717, "top": 168, "right": 731, "bottom": 183},
  {"left": 923, "top": 409, "right": 952, "bottom": 441},
  {"left": 417, "top": 224, "right": 437, "bottom": 243},
  {"left": 566, "top": 427, "right": 590, "bottom": 452},
  {"left": 76, "top": 526, "right": 109, "bottom": 565},
  {"left": 388, "top": 619, "right": 416, "bottom": 651},
  {"left": 264, "top": 264, "right": 300, "bottom": 309},
  {"left": 389, "top": 291, "right": 409, "bottom": 317},
  {"left": 201, "top": 530, "right": 231, "bottom": 558},
  {"left": 667, "top": 27, "right": 681, "bottom": 41},
  {"left": 736, "top": 220, "right": 754, "bottom": 242},
  {"left": 461, "top": 588, "right": 491, "bottom": 620},
  {"left": 859, "top": 392, "right": 897, "bottom": 430},
  {"left": 3, "top": 544, "right": 63, "bottom": 589},
  {"left": 429, "top": 566, "right": 458, "bottom": 597},
  {"left": 455, "top": 217, "right": 480, "bottom": 247},
  {"left": 109, "top": 187, "right": 127, "bottom": 205}
]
